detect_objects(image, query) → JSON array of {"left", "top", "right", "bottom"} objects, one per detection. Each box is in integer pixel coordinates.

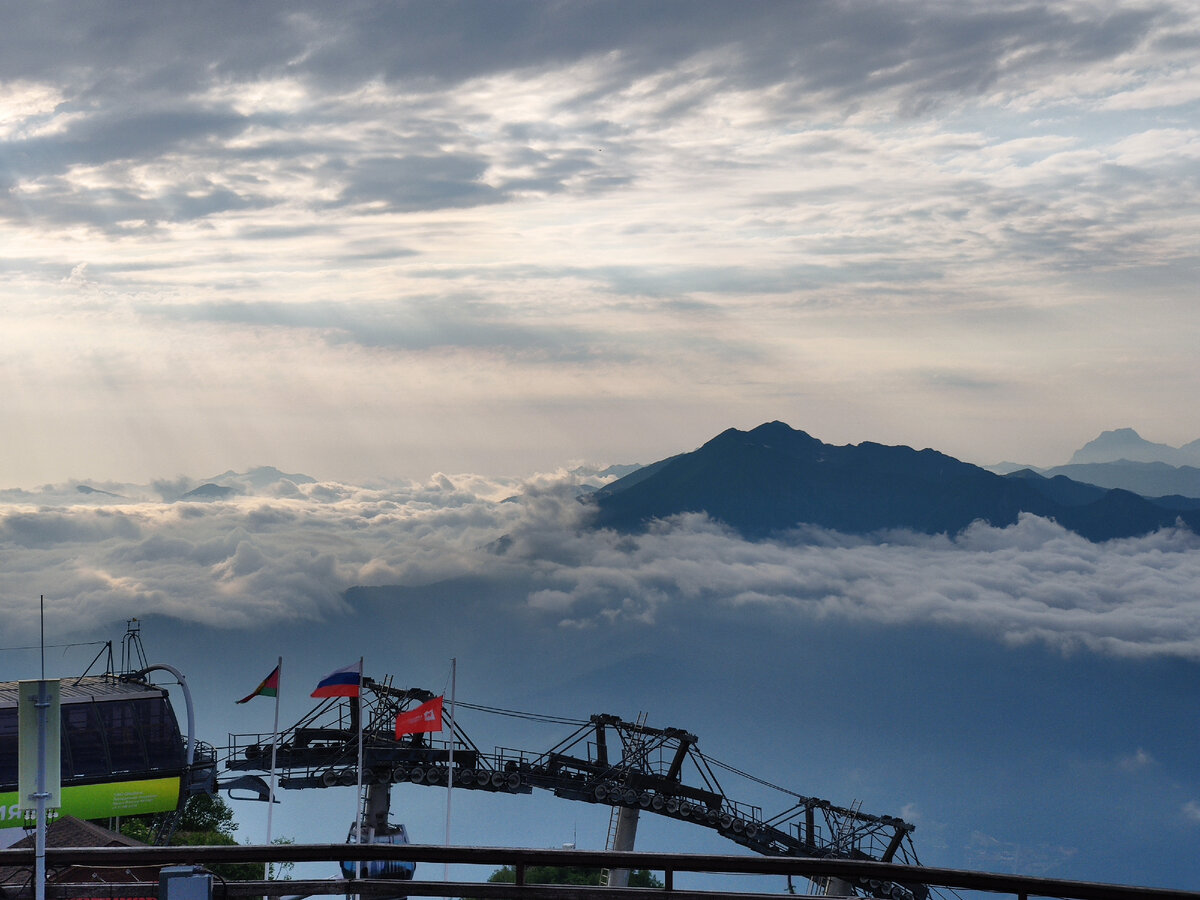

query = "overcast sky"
[
  {"left": 2, "top": 0, "right": 1199, "bottom": 485},
  {"left": 4, "top": 7, "right": 1200, "bottom": 886}
]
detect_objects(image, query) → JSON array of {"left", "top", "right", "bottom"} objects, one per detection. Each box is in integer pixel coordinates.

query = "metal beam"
[{"left": 1, "top": 845, "right": 1197, "bottom": 900}]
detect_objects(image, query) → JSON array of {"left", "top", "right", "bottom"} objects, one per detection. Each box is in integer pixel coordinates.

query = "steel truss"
[{"left": 225, "top": 678, "right": 924, "bottom": 900}]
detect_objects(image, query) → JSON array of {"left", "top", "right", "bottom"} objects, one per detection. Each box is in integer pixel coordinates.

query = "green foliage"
[
  {"left": 116, "top": 793, "right": 286, "bottom": 882},
  {"left": 487, "top": 865, "right": 663, "bottom": 888},
  {"left": 175, "top": 830, "right": 264, "bottom": 882},
  {"left": 267, "top": 836, "right": 295, "bottom": 880},
  {"left": 114, "top": 816, "right": 156, "bottom": 845},
  {"left": 176, "top": 793, "right": 238, "bottom": 836}
]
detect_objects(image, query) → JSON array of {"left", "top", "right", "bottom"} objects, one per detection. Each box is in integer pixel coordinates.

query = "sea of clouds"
[{"left": 2, "top": 469, "right": 1199, "bottom": 660}]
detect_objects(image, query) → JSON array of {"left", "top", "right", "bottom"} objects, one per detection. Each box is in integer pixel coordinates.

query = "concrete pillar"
[
  {"left": 607, "top": 806, "right": 640, "bottom": 888},
  {"left": 814, "top": 874, "right": 856, "bottom": 897},
  {"left": 364, "top": 782, "right": 390, "bottom": 836}
]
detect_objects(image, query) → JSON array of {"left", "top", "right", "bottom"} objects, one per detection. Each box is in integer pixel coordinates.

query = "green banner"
[{"left": 0, "top": 776, "right": 181, "bottom": 828}]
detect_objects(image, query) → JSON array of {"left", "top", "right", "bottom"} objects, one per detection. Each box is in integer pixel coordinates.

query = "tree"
[
  {"left": 487, "top": 865, "right": 663, "bottom": 888},
  {"left": 118, "top": 793, "right": 288, "bottom": 881}
]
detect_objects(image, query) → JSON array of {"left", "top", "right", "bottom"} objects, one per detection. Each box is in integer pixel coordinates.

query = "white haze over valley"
[{"left": 4, "top": 468, "right": 1199, "bottom": 660}]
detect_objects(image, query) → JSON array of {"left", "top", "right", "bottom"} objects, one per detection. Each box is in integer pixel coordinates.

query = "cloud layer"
[
  {"left": 3, "top": 469, "right": 1197, "bottom": 889},
  {"left": 4, "top": 471, "right": 1199, "bottom": 660}
]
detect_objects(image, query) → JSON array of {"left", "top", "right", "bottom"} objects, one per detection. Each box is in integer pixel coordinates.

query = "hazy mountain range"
[
  {"left": 987, "top": 427, "right": 1200, "bottom": 497},
  {"left": 48, "top": 425, "right": 1200, "bottom": 543},
  {"left": 1068, "top": 427, "right": 1200, "bottom": 466},
  {"left": 588, "top": 422, "right": 1200, "bottom": 542}
]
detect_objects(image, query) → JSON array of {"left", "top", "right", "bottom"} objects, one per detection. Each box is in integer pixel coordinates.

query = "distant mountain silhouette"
[
  {"left": 75, "top": 484, "right": 123, "bottom": 498},
  {"left": 203, "top": 466, "right": 317, "bottom": 491},
  {"left": 1035, "top": 460, "right": 1200, "bottom": 500},
  {"left": 588, "top": 422, "right": 1200, "bottom": 542},
  {"left": 1069, "top": 427, "right": 1200, "bottom": 466},
  {"left": 178, "top": 482, "right": 237, "bottom": 501}
]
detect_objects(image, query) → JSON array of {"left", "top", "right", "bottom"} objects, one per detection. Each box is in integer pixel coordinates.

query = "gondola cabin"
[
  {"left": 340, "top": 822, "right": 415, "bottom": 882},
  {"left": 0, "top": 676, "right": 188, "bottom": 829}
]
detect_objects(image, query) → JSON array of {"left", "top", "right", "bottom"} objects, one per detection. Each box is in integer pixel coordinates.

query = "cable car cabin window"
[
  {"left": 63, "top": 703, "right": 109, "bottom": 778},
  {"left": 2, "top": 683, "right": 186, "bottom": 788},
  {"left": 138, "top": 698, "right": 185, "bottom": 771},
  {"left": 0, "top": 707, "right": 16, "bottom": 785},
  {"left": 96, "top": 699, "right": 147, "bottom": 774}
]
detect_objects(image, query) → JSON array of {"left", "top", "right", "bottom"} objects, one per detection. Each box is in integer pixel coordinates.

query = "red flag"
[{"left": 395, "top": 696, "right": 444, "bottom": 738}]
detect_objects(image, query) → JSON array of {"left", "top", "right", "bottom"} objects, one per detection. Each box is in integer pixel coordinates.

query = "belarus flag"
[
  {"left": 236, "top": 663, "right": 280, "bottom": 704},
  {"left": 311, "top": 661, "right": 362, "bottom": 698},
  {"left": 395, "top": 696, "right": 444, "bottom": 737}
]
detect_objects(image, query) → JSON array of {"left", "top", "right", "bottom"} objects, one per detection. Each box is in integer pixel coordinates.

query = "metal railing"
[{"left": 1, "top": 843, "right": 1196, "bottom": 900}]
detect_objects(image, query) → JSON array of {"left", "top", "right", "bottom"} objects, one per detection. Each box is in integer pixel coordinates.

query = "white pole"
[
  {"left": 265, "top": 657, "right": 281, "bottom": 881},
  {"left": 443, "top": 658, "right": 456, "bottom": 882},
  {"left": 354, "top": 657, "right": 364, "bottom": 882},
  {"left": 34, "top": 680, "right": 47, "bottom": 900},
  {"left": 35, "top": 596, "right": 46, "bottom": 900}
]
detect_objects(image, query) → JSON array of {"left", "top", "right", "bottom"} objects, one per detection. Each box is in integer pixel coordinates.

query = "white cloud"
[
  {"left": 3, "top": 474, "right": 1200, "bottom": 662},
  {"left": 965, "top": 829, "right": 1077, "bottom": 877},
  {"left": 0, "top": 2, "right": 1198, "bottom": 483},
  {"left": 1119, "top": 748, "right": 1156, "bottom": 771}
]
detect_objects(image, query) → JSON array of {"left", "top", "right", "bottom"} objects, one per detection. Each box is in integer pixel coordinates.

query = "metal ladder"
[
  {"left": 598, "top": 806, "right": 621, "bottom": 886},
  {"left": 599, "top": 711, "right": 649, "bottom": 886}
]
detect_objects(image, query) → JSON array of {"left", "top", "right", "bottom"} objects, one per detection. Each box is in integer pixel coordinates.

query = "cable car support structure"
[{"left": 224, "top": 675, "right": 927, "bottom": 900}]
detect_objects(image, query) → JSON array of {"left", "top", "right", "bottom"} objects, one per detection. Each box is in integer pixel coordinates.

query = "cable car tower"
[{"left": 227, "top": 674, "right": 927, "bottom": 900}]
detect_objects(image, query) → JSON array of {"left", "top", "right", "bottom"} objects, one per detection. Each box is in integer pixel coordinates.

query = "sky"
[
  {"left": 2, "top": 2, "right": 1200, "bottom": 895},
  {"left": 2, "top": 0, "right": 1199, "bottom": 486}
]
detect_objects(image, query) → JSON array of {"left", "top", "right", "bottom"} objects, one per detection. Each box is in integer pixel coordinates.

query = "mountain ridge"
[{"left": 588, "top": 422, "right": 1200, "bottom": 542}]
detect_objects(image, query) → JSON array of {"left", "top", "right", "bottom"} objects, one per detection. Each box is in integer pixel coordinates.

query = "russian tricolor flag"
[{"left": 311, "top": 661, "right": 362, "bottom": 698}]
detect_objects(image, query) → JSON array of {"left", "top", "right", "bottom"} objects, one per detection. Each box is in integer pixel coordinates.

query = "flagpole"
[
  {"left": 354, "top": 657, "right": 364, "bottom": 882},
  {"left": 443, "top": 658, "right": 456, "bottom": 882},
  {"left": 265, "top": 657, "right": 281, "bottom": 878}
]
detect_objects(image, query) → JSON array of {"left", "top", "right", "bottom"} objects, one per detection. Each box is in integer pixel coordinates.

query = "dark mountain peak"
[
  {"left": 1003, "top": 468, "right": 1045, "bottom": 480},
  {"left": 589, "top": 422, "right": 1199, "bottom": 542},
  {"left": 699, "top": 422, "right": 824, "bottom": 460},
  {"left": 746, "top": 420, "right": 813, "bottom": 441}
]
